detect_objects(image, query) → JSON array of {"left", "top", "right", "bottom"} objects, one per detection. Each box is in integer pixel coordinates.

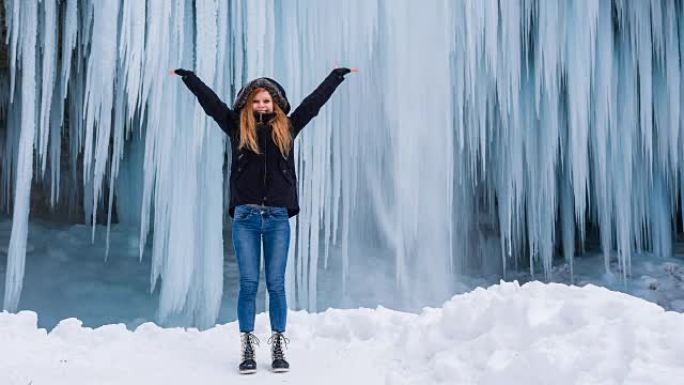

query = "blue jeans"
[{"left": 231, "top": 204, "right": 290, "bottom": 332}]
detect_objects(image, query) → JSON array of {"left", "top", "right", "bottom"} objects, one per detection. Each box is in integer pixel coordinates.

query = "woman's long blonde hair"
[{"left": 239, "top": 87, "right": 291, "bottom": 157}]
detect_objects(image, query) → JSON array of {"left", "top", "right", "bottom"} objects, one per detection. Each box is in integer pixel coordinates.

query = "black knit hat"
[{"left": 233, "top": 77, "right": 291, "bottom": 114}]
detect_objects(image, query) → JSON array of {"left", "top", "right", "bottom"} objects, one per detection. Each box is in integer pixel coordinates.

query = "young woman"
[{"left": 173, "top": 66, "right": 353, "bottom": 374}]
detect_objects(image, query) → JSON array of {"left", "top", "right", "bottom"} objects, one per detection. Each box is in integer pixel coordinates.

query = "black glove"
[
  {"left": 174, "top": 68, "right": 194, "bottom": 77},
  {"left": 332, "top": 67, "right": 351, "bottom": 78}
]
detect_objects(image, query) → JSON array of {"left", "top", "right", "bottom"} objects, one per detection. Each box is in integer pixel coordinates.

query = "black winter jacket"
[{"left": 180, "top": 70, "right": 346, "bottom": 218}]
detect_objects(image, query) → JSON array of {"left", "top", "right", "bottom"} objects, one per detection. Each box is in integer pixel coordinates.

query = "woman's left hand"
[{"left": 332, "top": 67, "right": 358, "bottom": 77}]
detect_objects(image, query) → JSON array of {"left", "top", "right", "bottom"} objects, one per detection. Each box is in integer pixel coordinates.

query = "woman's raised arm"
[
  {"left": 173, "top": 68, "right": 239, "bottom": 139},
  {"left": 289, "top": 67, "right": 354, "bottom": 138}
]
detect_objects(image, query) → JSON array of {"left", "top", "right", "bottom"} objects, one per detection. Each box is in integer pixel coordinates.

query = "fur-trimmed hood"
[{"left": 233, "top": 77, "right": 291, "bottom": 114}]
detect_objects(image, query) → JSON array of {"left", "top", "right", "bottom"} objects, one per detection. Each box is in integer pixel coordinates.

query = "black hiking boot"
[
  {"left": 239, "top": 332, "right": 259, "bottom": 374},
  {"left": 268, "top": 331, "right": 290, "bottom": 373}
]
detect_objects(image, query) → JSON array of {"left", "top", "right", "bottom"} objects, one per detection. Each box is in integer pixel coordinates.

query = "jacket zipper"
[{"left": 261, "top": 112, "right": 267, "bottom": 205}]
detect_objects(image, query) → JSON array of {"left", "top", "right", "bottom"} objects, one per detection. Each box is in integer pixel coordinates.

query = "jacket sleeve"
[
  {"left": 180, "top": 72, "right": 238, "bottom": 139},
  {"left": 289, "top": 70, "right": 346, "bottom": 138}
]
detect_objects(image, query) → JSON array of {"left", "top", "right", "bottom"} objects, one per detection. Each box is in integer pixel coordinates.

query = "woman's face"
[{"left": 252, "top": 90, "right": 274, "bottom": 113}]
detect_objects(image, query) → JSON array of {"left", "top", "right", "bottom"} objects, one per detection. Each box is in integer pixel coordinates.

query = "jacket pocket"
[
  {"left": 279, "top": 158, "right": 295, "bottom": 185},
  {"left": 233, "top": 153, "right": 248, "bottom": 180}
]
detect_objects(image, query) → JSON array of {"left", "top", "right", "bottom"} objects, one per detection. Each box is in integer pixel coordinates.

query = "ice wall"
[{"left": 1, "top": 0, "right": 683, "bottom": 327}]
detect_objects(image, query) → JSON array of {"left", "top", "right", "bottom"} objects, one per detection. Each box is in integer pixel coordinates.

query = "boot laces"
[
  {"left": 241, "top": 332, "right": 260, "bottom": 361},
  {"left": 267, "top": 332, "right": 289, "bottom": 360}
]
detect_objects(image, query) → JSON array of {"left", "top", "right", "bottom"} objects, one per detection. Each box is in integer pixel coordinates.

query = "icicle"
[
  {"left": 36, "top": 0, "right": 57, "bottom": 175},
  {"left": 4, "top": 0, "right": 37, "bottom": 312},
  {"left": 104, "top": 0, "right": 146, "bottom": 256},
  {"left": 533, "top": 0, "right": 561, "bottom": 279},
  {"left": 564, "top": 0, "right": 598, "bottom": 246},
  {"left": 592, "top": 0, "right": 615, "bottom": 273},
  {"left": 60, "top": 0, "right": 77, "bottom": 99},
  {"left": 47, "top": 78, "right": 62, "bottom": 207},
  {"left": 105, "top": 73, "right": 126, "bottom": 258},
  {"left": 119, "top": 0, "right": 146, "bottom": 120},
  {"left": 82, "top": 0, "right": 120, "bottom": 236},
  {"left": 632, "top": 1, "right": 654, "bottom": 174},
  {"left": 170, "top": 0, "right": 225, "bottom": 328},
  {"left": 664, "top": 2, "right": 680, "bottom": 179},
  {"left": 6, "top": 0, "right": 20, "bottom": 101},
  {"left": 139, "top": 0, "right": 177, "bottom": 312},
  {"left": 614, "top": 29, "right": 638, "bottom": 280}
]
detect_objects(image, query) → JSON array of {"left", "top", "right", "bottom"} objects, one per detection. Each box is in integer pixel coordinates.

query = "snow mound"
[{"left": 1, "top": 281, "right": 682, "bottom": 384}]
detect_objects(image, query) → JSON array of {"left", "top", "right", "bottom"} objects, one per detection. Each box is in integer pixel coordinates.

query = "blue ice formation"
[{"left": 1, "top": 0, "right": 683, "bottom": 327}]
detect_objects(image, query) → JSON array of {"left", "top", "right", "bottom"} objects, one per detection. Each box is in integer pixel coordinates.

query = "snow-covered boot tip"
[
  {"left": 268, "top": 332, "right": 290, "bottom": 373},
  {"left": 239, "top": 332, "right": 259, "bottom": 374}
]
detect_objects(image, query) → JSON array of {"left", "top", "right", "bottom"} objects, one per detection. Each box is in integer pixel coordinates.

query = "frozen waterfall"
[{"left": 1, "top": 0, "right": 684, "bottom": 328}]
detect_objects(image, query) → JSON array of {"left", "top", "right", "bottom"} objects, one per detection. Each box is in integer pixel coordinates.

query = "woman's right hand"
[{"left": 172, "top": 68, "right": 193, "bottom": 77}]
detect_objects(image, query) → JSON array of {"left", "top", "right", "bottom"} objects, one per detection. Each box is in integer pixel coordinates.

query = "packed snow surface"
[{"left": 1, "top": 281, "right": 682, "bottom": 385}]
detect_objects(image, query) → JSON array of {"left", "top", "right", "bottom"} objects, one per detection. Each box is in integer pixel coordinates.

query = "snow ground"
[{"left": 1, "top": 281, "right": 683, "bottom": 385}]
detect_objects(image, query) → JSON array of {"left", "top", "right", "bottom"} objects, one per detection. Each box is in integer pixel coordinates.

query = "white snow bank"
[{"left": 1, "top": 281, "right": 682, "bottom": 385}]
